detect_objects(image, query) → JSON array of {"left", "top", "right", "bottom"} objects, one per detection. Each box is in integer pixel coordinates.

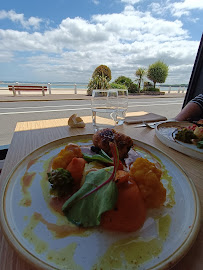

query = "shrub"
[
  {"left": 143, "top": 81, "right": 153, "bottom": 91},
  {"left": 128, "top": 83, "right": 138, "bottom": 93},
  {"left": 144, "top": 81, "right": 153, "bottom": 87},
  {"left": 93, "top": 65, "right": 112, "bottom": 82},
  {"left": 147, "top": 87, "right": 160, "bottom": 92},
  {"left": 110, "top": 83, "right": 127, "bottom": 89},
  {"left": 114, "top": 76, "right": 133, "bottom": 88},
  {"left": 87, "top": 74, "right": 110, "bottom": 95}
]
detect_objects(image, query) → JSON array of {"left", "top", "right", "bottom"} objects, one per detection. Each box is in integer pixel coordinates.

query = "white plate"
[
  {"left": 0, "top": 134, "right": 201, "bottom": 270},
  {"left": 155, "top": 121, "right": 203, "bottom": 161}
]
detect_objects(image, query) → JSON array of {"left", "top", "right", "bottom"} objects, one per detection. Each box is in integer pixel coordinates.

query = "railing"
[
  {"left": 47, "top": 83, "right": 85, "bottom": 94},
  {"left": 0, "top": 82, "right": 187, "bottom": 94},
  {"left": 0, "top": 82, "right": 88, "bottom": 95},
  {"left": 158, "top": 85, "right": 187, "bottom": 94}
]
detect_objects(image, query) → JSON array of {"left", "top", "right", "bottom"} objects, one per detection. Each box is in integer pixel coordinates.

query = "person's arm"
[{"left": 175, "top": 102, "right": 202, "bottom": 121}]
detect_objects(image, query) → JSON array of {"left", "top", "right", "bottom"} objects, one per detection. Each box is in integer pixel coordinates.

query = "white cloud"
[
  {"left": 92, "top": 0, "right": 100, "bottom": 5},
  {"left": 121, "top": 0, "right": 142, "bottom": 4},
  {"left": 0, "top": 10, "right": 42, "bottom": 29},
  {"left": 150, "top": 2, "right": 166, "bottom": 15},
  {"left": 164, "top": 0, "right": 203, "bottom": 17},
  {"left": 173, "top": 0, "right": 203, "bottom": 10},
  {"left": 150, "top": 0, "right": 203, "bottom": 18},
  {"left": 0, "top": 6, "right": 200, "bottom": 84}
]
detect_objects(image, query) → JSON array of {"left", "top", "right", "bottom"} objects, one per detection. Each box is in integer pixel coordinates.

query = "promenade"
[{"left": 0, "top": 88, "right": 186, "bottom": 102}]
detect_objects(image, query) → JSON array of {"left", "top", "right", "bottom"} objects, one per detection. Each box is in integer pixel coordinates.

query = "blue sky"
[{"left": 0, "top": 0, "right": 203, "bottom": 84}]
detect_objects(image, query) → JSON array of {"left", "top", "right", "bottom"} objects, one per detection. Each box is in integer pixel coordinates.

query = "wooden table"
[{"left": 0, "top": 117, "right": 202, "bottom": 270}]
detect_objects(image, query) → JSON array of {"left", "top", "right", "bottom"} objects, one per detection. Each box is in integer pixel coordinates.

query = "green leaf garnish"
[
  {"left": 62, "top": 142, "right": 120, "bottom": 227},
  {"left": 83, "top": 149, "right": 113, "bottom": 164},
  {"left": 62, "top": 167, "right": 117, "bottom": 227}
]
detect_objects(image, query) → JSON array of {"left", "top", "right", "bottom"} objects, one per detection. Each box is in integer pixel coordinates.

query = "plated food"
[
  {"left": 155, "top": 121, "right": 203, "bottom": 161},
  {"left": 49, "top": 128, "right": 166, "bottom": 233},
  {"left": 174, "top": 122, "right": 203, "bottom": 148},
  {"left": 0, "top": 130, "right": 201, "bottom": 270}
]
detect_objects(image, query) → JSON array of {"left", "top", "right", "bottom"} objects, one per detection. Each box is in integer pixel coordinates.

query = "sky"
[{"left": 0, "top": 0, "right": 202, "bottom": 84}]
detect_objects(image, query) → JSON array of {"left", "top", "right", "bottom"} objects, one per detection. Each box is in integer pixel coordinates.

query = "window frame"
[{"left": 183, "top": 33, "right": 203, "bottom": 108}]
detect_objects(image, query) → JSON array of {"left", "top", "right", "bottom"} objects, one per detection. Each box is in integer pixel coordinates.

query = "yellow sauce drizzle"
[
  {"left": 47, "top": 243, "right": 83, "bottom": 270},
  {"left": 23, "top": 213, "right": 82, "bottom": 269},
  {"left": 23, "top": 213, "right": 48, "bottom": 254},
  {"left": 93, "top": 214, "right": 171, "bottom": 270},
  {"left": 158, "top": 214, "right": 172, "bottom": 241}
]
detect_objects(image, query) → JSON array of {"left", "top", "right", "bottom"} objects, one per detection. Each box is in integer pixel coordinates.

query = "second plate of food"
[{"left": 155, "top": 121, "right": 203, "bottom": 160}]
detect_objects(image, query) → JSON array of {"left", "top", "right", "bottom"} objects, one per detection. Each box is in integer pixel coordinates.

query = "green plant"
[
  {"left": 143, "top": 81, "right": 152, "bottom": 91},
  {"left": 87, "top": 65, "right": 111, "bottom": 95},
  {"left": 128, "top": 83, "right": 138, "bottom": 93},
  {"left": 87, "top": 74, "right": 110, "bottom": 95},
  {"left": 110, "top": 82, "right": 127, "bottom": 89},
  {"left": 93, "top": 65, "right": 112, "bottom": 82},
  {"left": 144, "top": 81, "right": 153, "bottom": 87},
  {"left": 135, "top": 68, "right": 146, "bottom": 92},
  {"left": 114, "top": 76, "right": 133, "bottom": 88},
  {"left": 147, "top": 61, "right": 169, "bottom": 88},
  {"left": 146, "top": 87, "right": 160, "bottom": 92}
]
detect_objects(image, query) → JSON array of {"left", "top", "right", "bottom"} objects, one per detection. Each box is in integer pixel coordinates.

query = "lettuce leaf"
[
  {"left": 62, "top": 166, "right": 118, "bottom": 227},
  {"left": 83, "top": 149, "right": 113, "bottom": 164}
]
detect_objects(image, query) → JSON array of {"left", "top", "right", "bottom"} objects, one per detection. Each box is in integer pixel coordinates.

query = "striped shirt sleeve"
[{"left": 190, "top": 94, "right": 203, "bottom": 112}]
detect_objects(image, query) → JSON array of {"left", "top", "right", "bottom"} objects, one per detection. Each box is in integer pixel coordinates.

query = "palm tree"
[{"left": 135, "top": 68, "right": 146, "bottom": 92}]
